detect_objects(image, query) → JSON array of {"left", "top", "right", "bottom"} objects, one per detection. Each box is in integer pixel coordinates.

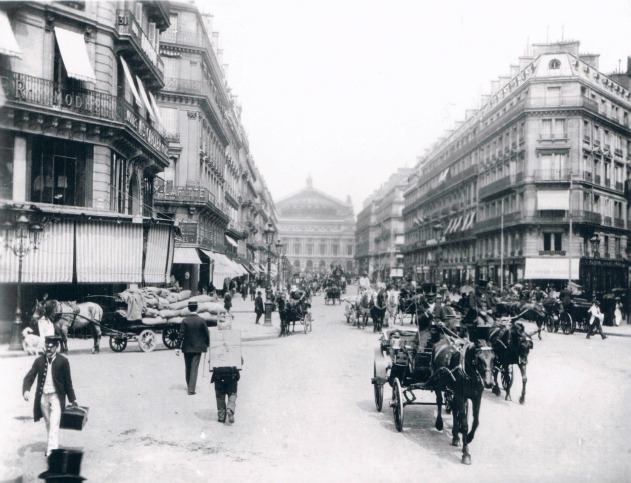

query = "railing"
[
  {"left": 1, "top": 69, "right": 168, "bottom": 156},
  {"left": 595, "top": 175, "right": 601, "bottom": 184},
  {"left": 163, "top": 77, "right": 225, "bottom": 121},
  {"left": 603, "top": 216, "right": 612, "bottom": 226},
  {"left": 615, "top": 217, "right": 625, "bottom": 228},
  {"left": 616, "top": 181, "right": 623, "bottom": 191},
  {"left": 539, "top": 250, "right": 566, "bottom": 256},
  {"left": 154, "top": 184, "right": 227, "bottom": 216},
  {"left": 479, "top": 175, "right": 513, "bottom": 199},
  {"left": 116, "top": 10, "right": 164, "bottom": 75},
  {"left": 534, "top": 169, "right": 571, "bottom": 181},
  {"left": 583, "top": 171, "right": 593, "bottom": 182}
]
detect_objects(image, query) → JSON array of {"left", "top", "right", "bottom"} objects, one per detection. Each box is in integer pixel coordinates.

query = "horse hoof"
[
  {"left": 462, "top": 454, "right": 471, "bottom": 465},
  {"left": 519, "top": 396, "right": 525, "bottom": 405},
  {"left": 451, "top": 439, "right": 460, "bottom": 447},
  {"left": 492, "top": 386, "right": 501, "bottom": 396},
  {"left": 505, "top": 395, "right": 512, "bottom": 402},
  {"left": 435, "top": 420, "right": 443, "bottom": 431}
]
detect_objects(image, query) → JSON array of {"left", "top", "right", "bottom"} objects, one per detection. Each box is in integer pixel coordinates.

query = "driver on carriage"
[
  {"left": 462, "top": 279, "right": 496, "bottom": 340},
  {"left": 289, "top": 285, "right": 307, "bottom": 315},
  {"left": 358, "top": 272, "right": 371, "bottom": 293}
]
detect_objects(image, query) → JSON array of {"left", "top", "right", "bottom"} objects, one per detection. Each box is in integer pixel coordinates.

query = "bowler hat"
[
  {"left": 187, "top": 300, "right": 198, "bottom": 309},
  {"left": 44, "top": 336, "right": 61, "bottom": 345}
]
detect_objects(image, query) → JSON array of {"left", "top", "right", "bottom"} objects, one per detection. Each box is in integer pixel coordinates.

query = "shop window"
[{"left": 30, "top": 138, "right": 86, "bottom": 206}]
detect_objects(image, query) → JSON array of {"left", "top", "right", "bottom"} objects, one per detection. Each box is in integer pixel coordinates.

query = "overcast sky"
[{"left": 202, "top": 0, "right": 631, "bottom": 212}]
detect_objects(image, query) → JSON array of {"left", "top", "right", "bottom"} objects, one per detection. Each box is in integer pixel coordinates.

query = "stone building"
[
  {"left": 277, "top": 177, "right": 355, "bottom": 276},
  {"left": 403, "top": 41, "right": 630, "bottom": 294}
]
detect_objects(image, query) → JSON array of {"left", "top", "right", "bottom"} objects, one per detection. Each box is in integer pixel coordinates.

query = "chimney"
[
  {"left": 498, "top": 76, "right": 511, "bottom": 89},
  {"left": 510, "top": 64, "right": 520, "bottom": 77},
  {"left": 519, "top": 56, "right": 533, "bottom": 71},
  {"left": 211, "top": 32, "right": 219, "bottom": 51},
  {"left": 579, "top": 54, "right": 600, "bottom": 70},
  {"left": 202, "top": 13, "right": 213, "bottom": 38}
]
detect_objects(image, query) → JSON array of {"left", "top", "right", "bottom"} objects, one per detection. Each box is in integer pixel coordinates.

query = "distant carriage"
[{"left": 325, "top": 285, "right": 341, "bottom": 305}]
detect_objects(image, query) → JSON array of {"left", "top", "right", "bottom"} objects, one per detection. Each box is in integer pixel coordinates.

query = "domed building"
[{"left": 276, "top": 177, "right": 355, "bottom": 276}]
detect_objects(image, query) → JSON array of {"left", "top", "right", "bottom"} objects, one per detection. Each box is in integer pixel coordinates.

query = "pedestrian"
[
  {"left": 615, "top": 297, "right": 623, "bottom": 327},
  {"left": 211, "top": 365, "right": 241, "bottom": 423},
  {"left": 175, "top": 301, "right": 210, "bottom": 395},
  {"left": 37, "top": 301, "right": 57, "bottom": 354},
  {"left": 586, "top": 299, "right": 607, "bottom": 340},
  {"left": 22, "top": 335, "right": 78, "bottom": 457},
  {"left": 224, "top": 290, "right": 233, "bottom": 313},
  {"left": 241, "top": 282, "right": 248, "bottom": 301},
  {"left": 254, "top": 291, "right": 264, "bottom": 324}
]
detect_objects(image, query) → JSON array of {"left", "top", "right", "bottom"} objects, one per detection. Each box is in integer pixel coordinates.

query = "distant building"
[{"left": 277, "top": 177, "right": 355, "bottom": 276}]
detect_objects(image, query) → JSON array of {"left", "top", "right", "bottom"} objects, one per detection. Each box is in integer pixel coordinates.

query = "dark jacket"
[
  {"left": 254, "top": 295, "right": 264, "bottom": 314},
  {"left": 224, "top": 292, "right": 233, "bottom": 310},
  {"left": 23, "top": 354, "right": 76, "bottom": 422},
  {"left": 177, "top": 313, "right": 210, "bottom": 353}
]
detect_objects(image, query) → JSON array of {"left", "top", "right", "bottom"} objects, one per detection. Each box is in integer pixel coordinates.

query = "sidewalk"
[{"left": 0, "top": 293, "right": 279, "bottom": 358}]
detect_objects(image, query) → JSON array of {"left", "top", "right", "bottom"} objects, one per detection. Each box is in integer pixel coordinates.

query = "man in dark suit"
[
  {"left": 176, "top": 301, "right": 210, "bottom": 395},
  {"left": 254, "top": 291, "right": 264, "bottom": 324},
  {"left": 23, "top": 335, "right": 78, "bottom": 457}
]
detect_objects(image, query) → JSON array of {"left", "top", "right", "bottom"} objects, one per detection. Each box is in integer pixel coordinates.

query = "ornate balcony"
[
  {"left": 154, "top": 184, "right": 228, "bottom": 223},
  {"left": 163, "top": 77, "right": 226, "bottom": 131},
  {"left": 479, "top": 174, "right": 513, "bottom": 200}
]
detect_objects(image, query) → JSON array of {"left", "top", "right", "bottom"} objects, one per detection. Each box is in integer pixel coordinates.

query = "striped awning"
[
  {"left": 200, "top": 250, "right": 241, "bottom": 280},
  {"left": 0, "top": 10, "right": 22, "bottom": 58},
  {"left": 144, "top": 224, "right": 173, "bottom": 284},
  {"left": 0, "top": 220, "right": 74, "bottom": 283},
  {"left": 173, "top": 247, "right": 202, "bottom": 265},
  {"left": 54, "top": 26, "right": 96, "bottom": 82},
  {"left": 76, "top": 221, "right": 143, "bottom": 283},
  {"left": 225, "top": 234, "right": 239, "bottom": 248},
  {"left": 120, "top": 56, "right": 142, "bottom": 105}
]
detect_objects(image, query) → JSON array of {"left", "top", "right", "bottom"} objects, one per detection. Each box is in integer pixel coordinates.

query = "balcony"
[
  {"left": 603, "top": 216, "right": 612, "bottom": 226},
  {"left": 539, "top": 250, "right": 566, "bottom": 256},
  {"left": 0, "top": 69, "right": 168, "bottom": 163},
  {"left": 116, "top": 10, "right": 164, "bottom": 89},
  {"left": 163, "top": 77, "right": 225, "bottom": 127},
  {"left": 479, "top": 174, "right": 513, "bottom": 199},
  {"left": 583, "top": 171, "right": 593, "bottom": 182},
  {"left": 615, "top": 217, "right": 625, "bottom": 228},
  {"left": 154, "top": 184, "right": 228, "bottom": 222},
  {"left": 595, "top": 175, "right": 601, "bottom": 184},
  {"left": 534, "top": 169, "right": 571, "bottom": 181},
  {"left": 616, "top": 181, "right": 623, "bottom": 191},
  {"left": 615, "top": 148, "right": 623, "bottom": 158}
]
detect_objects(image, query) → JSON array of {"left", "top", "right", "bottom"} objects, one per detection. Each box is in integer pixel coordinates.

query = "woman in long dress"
[{"left": 614, "top": 297, "right": 623, "bottom": 326}]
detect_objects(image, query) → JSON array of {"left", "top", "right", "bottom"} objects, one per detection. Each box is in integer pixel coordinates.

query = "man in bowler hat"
[
  {"left": 23, "top": 335, "right": 78, "bottom": 457},
  {"left": 176, "top": 301, "right": 210, "bottom": 395},
  {"left": 254, "top": 291, "right": 264, "bottom": 324}
]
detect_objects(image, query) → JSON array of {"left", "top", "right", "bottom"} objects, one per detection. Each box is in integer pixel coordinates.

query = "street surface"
[{"left": 1, "top": 285, "right": 631, "bottom": 482}]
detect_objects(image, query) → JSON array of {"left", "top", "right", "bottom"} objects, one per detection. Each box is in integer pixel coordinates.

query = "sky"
[{"left": 201, "top": 0, "right": 631, "bottom": 212}]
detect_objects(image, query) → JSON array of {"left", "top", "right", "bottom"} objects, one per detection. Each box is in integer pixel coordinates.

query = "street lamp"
[
  {"left": 263, "top": 223, "right": 275, "bottom": 290},
  {"left": 275, "top": 239, "right": 284, "bottom": 290},
  {"left": 432, "top": 222, "right": 444, "bottom": 285},
  {"left": 590, "top": 234, "right": 601, "bottom": 296},
  {"left": 1, "top": 212, "right": 45, "bottom": 350}
]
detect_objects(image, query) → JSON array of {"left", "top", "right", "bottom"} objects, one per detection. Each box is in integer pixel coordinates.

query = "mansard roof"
[{"left": 276, "top": 186, "right": 353, "bottom": 220}]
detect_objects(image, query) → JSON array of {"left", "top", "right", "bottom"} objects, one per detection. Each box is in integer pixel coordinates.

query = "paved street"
[{"left": 2, "top": 285, "right": 631, "bottom": 482}]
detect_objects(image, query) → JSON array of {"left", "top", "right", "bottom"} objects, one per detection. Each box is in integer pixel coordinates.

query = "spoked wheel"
[
  {"left": 501, "top": 365, "right": 513, "bottom": 391},
  {"left": 392, "top": 377, "right": 404, "bottom": 432},
  {"left": 162, "top": 326, "right": 179, "bottom": 349},
  {"left": 138, "top": 329, "right": 157, "bottom": 352},
  {"left": 561, "top": 313, "right": 573, "bottom": 334},
  {"left": 374, "top": 364, "right": 384, "bottom": 412},
  {"left": 109, "top": 335, "right": 127, "bottom": 352}
]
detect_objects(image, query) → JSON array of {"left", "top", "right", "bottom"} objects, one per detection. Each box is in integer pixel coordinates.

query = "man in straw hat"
[{"left": 23, "top": 335, "right": 78, "bottom": 457}]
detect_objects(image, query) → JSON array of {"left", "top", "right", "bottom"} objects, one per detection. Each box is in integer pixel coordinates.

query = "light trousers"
[{"left": 40, "top": 392, "right": 61, "bottom": 455}]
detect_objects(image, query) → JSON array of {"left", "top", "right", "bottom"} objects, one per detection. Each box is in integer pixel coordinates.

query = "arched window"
[
  {"left": 294, "top": 260, "right": 301, "bottom": 269},
  {"left": 306, "top": 260, "right": 313, "bottom": 271},
  {"left": 549, "top": 59, "right": 561, "bottom": 70}
]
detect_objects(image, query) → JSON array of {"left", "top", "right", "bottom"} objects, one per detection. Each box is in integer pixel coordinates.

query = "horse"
[
  {"left": 488, "top": 321, "right": 533, "bottom": 404},
  {"left": 370, "top": 288, "right": 387, "bottom": 333},
  {"left": 356, "top": 289, "right": 372, "bottom": 329},
  {"left": 432, "top": 335, "right": 496, "bottom": 465},
  {"left": 396, "top": 292, "right": 425, "bottom": 325},
  {"left": 31, "top": 299, "right": 103, "bottom": 354},
  {"left": 281, "top": 300, "right": 310, "bottom": 335},
  {"left": 385, "top": 289, "right": 399, "bottom": 326},
  {"left": 497, "top": 300, "right": 546, "bottom": 340}
]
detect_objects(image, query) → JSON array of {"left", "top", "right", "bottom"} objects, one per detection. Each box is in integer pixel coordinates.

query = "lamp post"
[
  {"left": 263, "top": 223, "right": 275, "bottom": 290},
  {"left": 1, "top": 212, "right": 45, "bottom": 350},
  {"left": 275, "top": 239, "right": 284, "bottom": 290},
  {"left": 590, "top": 234, "right": 600, "bottom": 296},
  {"left": 432, "top": 222, "right": 444, "bottom": 285}
]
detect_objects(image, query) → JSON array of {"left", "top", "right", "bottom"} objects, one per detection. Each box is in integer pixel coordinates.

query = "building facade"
[
  {"left": 403, "top": 41, "right": 630, "bottom": 295},
  {"left": 0, "top": 1, "right": 176, "bottom": 327},
  {"left": 277, "top": 177, "right": 355, "bottom": 276}
]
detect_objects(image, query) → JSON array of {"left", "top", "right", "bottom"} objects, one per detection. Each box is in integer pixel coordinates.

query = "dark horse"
[
  {"left": 488, "top": 322, "right": 533, "bottom": 404},
  {"left": 370, "top": 288, "right": 387, "bottom": 333},
  {"left": 280, "top": 300, "right": 310, "bottom": 335},
  {"left": 432, "top": 336, "right": 495, "bottom": 465},
  {"left": 499, "top": 300, "right": 546, "bottom": 341},
  {"left": 32, "top": 299, "right": 103, "bottom": 354}
]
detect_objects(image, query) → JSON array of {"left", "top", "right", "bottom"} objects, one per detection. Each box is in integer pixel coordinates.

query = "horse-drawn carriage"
[
  {"left": 324, "top": 285, "right": 341, "bottom": 305},
  {"left": 279, "top": 299, "right": 312, "bottom": 336}
]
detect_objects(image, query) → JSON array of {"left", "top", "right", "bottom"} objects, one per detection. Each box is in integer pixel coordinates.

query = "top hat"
[
  {"left": 39, "top": 448, "right": 86, "bottom": 481},
  {"left": 44, "top": 336, "right": 61, "bottom": 346}
]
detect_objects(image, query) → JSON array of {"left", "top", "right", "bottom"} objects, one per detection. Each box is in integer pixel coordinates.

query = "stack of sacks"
[
  {"left": 166, "top": 290, "right": 192, "bottom": 304},
  {"left": 143, "top": 300, "right": 226, "bottom": 326}
]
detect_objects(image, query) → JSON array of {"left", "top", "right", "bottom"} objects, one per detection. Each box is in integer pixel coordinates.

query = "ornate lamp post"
[
  {"left": 275, "top": 239, "right": 284, "bottom": 290},
  {"left": 432, "top": 222, "right": 444, "bottom": 285},
  {"left": 590, "top": 234, "right": 601, "bottom": 296},
  {"left": 1, "top": 212, "right": 45, "bottom": 350},
  {"left": 263, "top": 223, "right": 275, "bottom": 290}
]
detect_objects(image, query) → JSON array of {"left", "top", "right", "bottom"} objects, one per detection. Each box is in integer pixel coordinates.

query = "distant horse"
[
  {"left": 432, "top": 337, "right": 496, "bottom": 465},
  {"left": 370, "top": 288, "right": 387, "bottom": 333},
  {"left": 497, "top": 300, "right": 546, "bottom": 340},
  {"left": 32, "top": 299, "right": 103, "bottom": 354},
  {"left": 385, "top": 289, "right": 399, "bottom": 326},
  {"left": 356, "top": 289, "right": 372, "bottom": 329},
  {"left": 488, "top": 322, "right": 533, "bottom": 404},
  {"left": 281, "top": 300, "right": 310, "bottom": 335}
]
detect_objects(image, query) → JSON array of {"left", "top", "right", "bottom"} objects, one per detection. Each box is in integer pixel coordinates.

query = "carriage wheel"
[
  {"left": 501, "top": 365, "right": 513, "bottom": 391},
  {"left": 561, "top": 313, "right": 573, "bottom": 335},
  {"left": 138, "top": 329, "right": 157, "bottom": 352},
  {"left": 545, "top": 315, "right": 555, "bottom": 333},
  {"left": 307, "top": 313, "right": 312, "bottom": 332},
  {"left": 392, "top": 377, "right": 404, "bottom": 431},
  {"left": 162, "top": 327, "right": 179, "bottom": 349},
  {"left": 109, "top": 335, "right": 127, "bottom": 352},
  {"left": 374, "top": 364, "right": 384, "bottom": 412}
]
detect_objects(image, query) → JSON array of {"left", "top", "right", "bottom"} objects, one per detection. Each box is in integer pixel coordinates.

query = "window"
[
  {"left": 331, "top": 244, "right": 338, "bottom": 256},
  {"left": 111, "top": 152, "right": 129, "bottom": 213},
  {"left": 549, "top": 59, "right": 561, "bottom": 69},
  {"left": 347, "top": 244, "right": 353, "bottom": 256},
  {"left": 31, "top": 138, "right": 86, "bottom": 207},
  {"left": 319, "top": 243, "right": 326, "bottom": 255},
  {"left": 0, "top": 131, "right": 14, "bottom": 200},
  {"left": 546, "top": 87, "right": 561, "bottom": 106},
  {"left": 543, "top": 232, "right": 562, "bottom": 251},
  {"left": 160, "top": 107, "right": 178, "bottom": 135},
  {"left": 293, "top": 243, "right": 301, "bottom": 255},
  {"left": 306, "top": 243, "right": 313, "bottom": 255},
  {"left": 615, "top": 237, "right": 621, "bottom": 256}
]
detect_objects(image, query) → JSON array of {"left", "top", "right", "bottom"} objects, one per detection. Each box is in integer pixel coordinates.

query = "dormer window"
[{"left": 549, "top": 59, "right": 561, "bottom": 70}]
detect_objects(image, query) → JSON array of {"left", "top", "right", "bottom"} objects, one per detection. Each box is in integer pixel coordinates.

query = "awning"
[
  {"left": 136, "top": 75, "right": 156, "bottom": 120},
  {"left": 444, "top": 218, "right": 456, "bottom": 234},
  {"left": 459, "top": 213, "right": 471, "bottom": 231},
  {"left": 200, "top": 249, "right": 242, "bottom": 280},
  {"left": 173, "top": 247, "right": 202, "bottom": 265},
  {"left": 438, "top": 167, "right": 450, "bottom": 183},
  {"left": 0, "top": 220, "right": 74, "bottom": 283},
  {"left": 0, "top": 10, "right": 22, "bottom": 58},
  {"left": 225, "top": 234, "right": 239, "bottom": 248},
  {"left": 76, "top": 221, "right": 143, "bottom": 282},
  {"left": 148, "top": 90, "right": 165, "bottom": 126},
  {"left": 451, "top": 216, "right": 463, "bottom": 232},
  {"left": 144, "top": 224, "right": 173, "bottom": 284},
  {"left": 54, "top": 26, "right": 96, "bottom": 82},
  {"left": 524, "top": 257, "right": 579, "bottom": 280},
  {"left": 537, "top": 190, "right": 569, "bottom": 210},
  {"left": 120, "top": 56, "right": 142, "bottom": 106},
  {"left": 463, "top": 212, "right": 476, "bottom": 231}
]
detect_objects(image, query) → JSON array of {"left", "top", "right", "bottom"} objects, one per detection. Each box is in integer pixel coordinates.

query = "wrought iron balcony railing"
[{"left": 116, "top": 10, "right": 164, "bottom": 76}]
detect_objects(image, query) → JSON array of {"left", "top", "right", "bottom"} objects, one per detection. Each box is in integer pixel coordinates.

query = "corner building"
[{"left": 403, "top": 41, "right": 630, "bottom": 294}]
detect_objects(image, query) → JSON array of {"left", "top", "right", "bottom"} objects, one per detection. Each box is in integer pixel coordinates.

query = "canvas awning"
[
  {"left": 465, "top": 212, "right": 476, "bottom": 230},
  {"left": 120, "top": 56, "right": 142, "bottom": 105},
  {"left": 524, "top": 257, "right": 579, "bottom": 280},
  {"left": 173, "top": 247, "right": 202, "bottom": 265},
  {"left": 136, "top": 75, "right": 156, "bottom": 120},
  {"left": 225, "top": 234, "right": 239, "bottom": 248},
  {"left": 0, "top": 10, "right": 22, "bottom": 58},
  {"left": 144, "top": 224, "right": 173, "bottom": 284},
  {"left": 451, "top": 216, "right": 463, "bottom": 232},
  {"left": 444, "top": 218, "right": 456, "bottom": 234},
  {"left": 200, "top": 249, "right": 243, "bottom": 280},
  {"left": 537, "top": 190, "right": 569, "bottom": 210},
  {"left": 54, "top": 26, "right": 96, "bottom": 82},
  {"left": 148, "top": 90, "right": 165, "bottom": 126}
]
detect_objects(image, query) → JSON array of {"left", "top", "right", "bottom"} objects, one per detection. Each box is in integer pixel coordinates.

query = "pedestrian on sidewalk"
[
  {"left": 211, "top": 365, "right": 241, "bottom": 423},
  {"left": 176, "top": 301, "right": 210, "bottom": 395},
  {"left": 36, "top": 302, "right": 57, "bottom": 354},
  {"left": 254, "top": 291, "right": 264, "bottom": 324},
  {"left": 586, "top": 299, "right": 607, "bottom": 340},
  {"left": 241, "top": 282, "right": 248, "bottom": 301},
  {"left": 224, "top": 290, "right": 233, "bottom": 313},
  {"left": 22, "top": 335, "right": 78, "bottom": 457}
]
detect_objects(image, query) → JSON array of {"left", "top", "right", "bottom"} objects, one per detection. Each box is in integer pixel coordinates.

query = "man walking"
[
  {"left": 23, "top": 336, "right": 78, "bottom": 457},
  {"left": 176, "top": 301, "right": 210, "bottom": 395},
  {"left": 254, "top": 291, "right": 264, "bottom": 324},
  {"left": 586, "top": 299, "right": 607, "bottom": 340}
]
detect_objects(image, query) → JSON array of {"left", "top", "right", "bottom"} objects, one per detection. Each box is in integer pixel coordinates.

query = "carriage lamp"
[{"left": 1, "top": 212, "right": 47, "bottom": 350}]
